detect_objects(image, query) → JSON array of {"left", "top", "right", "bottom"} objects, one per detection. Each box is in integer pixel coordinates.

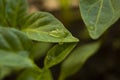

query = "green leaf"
[
  {"left": 0, "top": 0, "right": 8, "bottom": 26},
  {"left": 44, "top": 43, "right": 77, "bottom": 68},
  {"left": 79, "top": 0, "right": 120, "bottom": 39},
  {"left": 38, "top": 69, "right": 53, "bottom": 80},
  {"left": 37, "top": 69, "right": 53, "bottom": 80},
  {"left": 0, "top": 27, "right": 32, "bottom": 52},
  {"left": 22, "top": 12, "right": 79, "bottom": 42},
  {"left": 17, "top": 68, "right": 41, "bottom": 80},
  {"left": 59, "top": 42, "right": 100, "bottom": 80},
  {"left": 0, "top": 0, "right": 28, "bottom": 27},
  {"left": 0, "top": 27, "right": 34, "bottom": 68},
  {"left": 30, "top": 42, "right": 52, "bottom": 60},
  {"left": 0, "top": 50, "right": 34, "bottom": 68},
  {"left": 0, "top": 67, "right": 11, "bottom": 80},
  {"left": 17, "top": 68, "right": 52, "bottom": 80}
]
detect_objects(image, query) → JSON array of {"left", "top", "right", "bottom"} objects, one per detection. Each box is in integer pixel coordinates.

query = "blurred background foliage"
[{"left": 4, "top": 0, "right": 120, "bottom": 80}]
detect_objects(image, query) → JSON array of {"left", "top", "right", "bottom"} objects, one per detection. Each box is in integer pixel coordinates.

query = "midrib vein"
[{"left": 95, "top": 0, "right": 103, "bottom": 27}]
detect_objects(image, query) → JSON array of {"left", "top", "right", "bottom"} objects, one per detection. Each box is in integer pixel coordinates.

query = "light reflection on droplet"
[
  {"left": 88, "top": 26, "right": 95, "bottom": 31},
  {"left": 49, "top": 29, "right": 68, "bottom": 38}
]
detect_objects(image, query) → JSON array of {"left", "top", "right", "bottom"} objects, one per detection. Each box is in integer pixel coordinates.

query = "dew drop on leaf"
[
  {"left": 49, "top": 29, "right": 68, "bottom": 38},
  {"left": 88, "top": 26, "right": 95, "bottom": 31}
]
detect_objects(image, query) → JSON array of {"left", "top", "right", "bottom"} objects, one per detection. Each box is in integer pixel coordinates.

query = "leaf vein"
[{"left": 95, "top": 0, "right": 103, "bottom": 27}]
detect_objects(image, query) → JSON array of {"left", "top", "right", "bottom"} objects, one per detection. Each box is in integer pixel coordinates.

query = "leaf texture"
[
  {"left": 0, "top": 27, "right": 34, "bottom": 68},
  {"left": 44, "top": 43, "right": 77, "bottom": 68},
  {"left": 0, "top": 0, "right": 28, "bottom": 27},
  {"left": 0, "top": 27, "right": 32, "bottom": 51},
  {"left": 0, "top": 50, "right": 34, "bottom": 68},
  {"left": 79, "top": 0, "right": 120, "bottom": 39},
  {"left": 59, "top": 42, "right": 100, "bottom": 80},
  {"left": 22, "top": 12, "right": 79, "bottom": 42}
]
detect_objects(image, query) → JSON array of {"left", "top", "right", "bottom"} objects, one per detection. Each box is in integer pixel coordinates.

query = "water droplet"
[
  {"left": 49, "top": 29, "right": 68, "bottom": 38},
  {"left": 88, "top": 26, "right": 95, "bottom": 31}
]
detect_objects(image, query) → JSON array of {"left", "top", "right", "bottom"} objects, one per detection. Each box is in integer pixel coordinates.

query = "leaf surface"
[
  {"left": 22, "top": 12, "right": 79, "bottom": 42},
  {"left": 17, "top": 68, "right": 52, "bottom": 80},
  {"left": 17, "top": 68, "right": 41, "bottom": 80},
  {"left": 0, "top": 0, "right": 7, "bottom": 26},
  {"left": 79, "top": 0, "right": 120, "bottom": 39},
  {"left": 0, "top": 27, "right": 32, "bottom": 51},
  {"left": 30, "top": 42, "right": 52, "bottom": 60},
  {"left": 59, "top": 42, "right": 100, "bottom": 80},
  {"left": 0, "top": 0, "right": 28, "bottom": 27},
  {"left": 0, "top": 67, "right": 11, "bottom": 80},
  {"left": 44, "top": 43, "right": 77, "bottom": 68},
  {"left": 38, "top": 69, "right": 53, "bottom": 80},
  {"left": 0, "top": 27, "right": 33, "bottom": 68},
  {"left": 0, "top": 50, "right": 34, "bottom": 68}
]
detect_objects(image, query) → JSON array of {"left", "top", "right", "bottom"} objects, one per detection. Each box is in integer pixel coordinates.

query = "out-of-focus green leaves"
[
  {"left": 0, "top": 27, "right": 34, "bottom": 68},
  {"left": 0, "top": 0, "right": 7, "bottom": 26},
  {"left": 5, "top": 0, "right": 28, "bottom": 27},
  {"left": 0, "top": 50, "right": 34, "bottom": 68},
  {"left": 0, "top": 67, "right": 11, "bottom": 80},
  {"left": 30, "top": 42, "right": 52, "bottom": 60},
  {"left": 11, "top": 28, "right": 32, "bottom": 51},
  {"left": 22, "top": 12, "right": 79, "bottom": 43},
  {"left": 44, "top": 43, "right": 77, "bottom": 68},
  {"left": 0, "top": 27, "right": 32, "bottom": 52},
  {"left": 59, "top": 42, "right": 100, "bottom": 80},
  {"left": 17, "top": 68, "right": 52, "bottom": 80},
  {"left": 38, "top": 69, "right": 53, "bottom": 80},
  {"left": 79, "top": 0, "right": 120, "bottom": 39},
  {"left": 17, "top": 68, "right": 41, "bottom": 80},
  {"left": 0, "top": 0, "right": 28, "bottom": 27}
]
